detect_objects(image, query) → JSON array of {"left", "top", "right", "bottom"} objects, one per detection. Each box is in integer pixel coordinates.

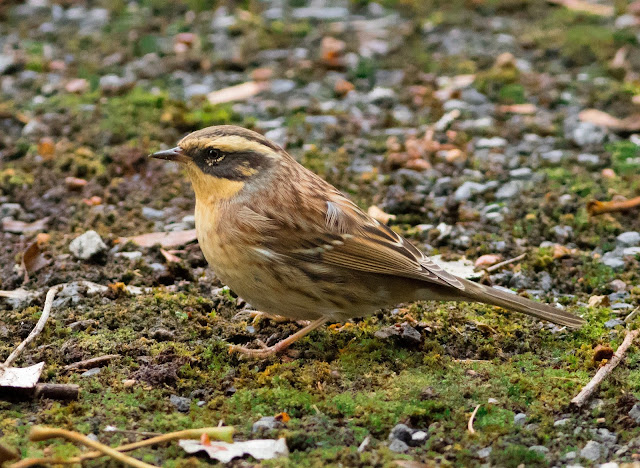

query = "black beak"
[{"left": 149, "top": 146, "right": 186, "bottom": 162}]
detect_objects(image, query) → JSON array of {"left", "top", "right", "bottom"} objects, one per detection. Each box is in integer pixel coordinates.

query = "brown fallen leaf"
[
  {"left": 65, "top": 176, "right": 88, "bottom": 190},
  {"left": 119, "top": 229, "right": 197, "bottom": 248},
  {"left": 21, "top": 239, "right": 50, "bottom": 278},
  {"left": 588, "top": 295, "right": 610, "bottom": 308},
  {"left": 593, "top": 344, "right": 614, "bottom": 363},
  {"left": 579, "top": 109, "right": 640, "bottom": 132},
  {"left": 207, "top": 81, "right": 270, "bottom": 105},
  {"left": 160, "top": 248, "right": 181, "bottom": 263},
  {"left": 547, "top": 0, "right": 614, "bottom": 17},
  {"left": 553, "top": 244, "right": 574, "bottom": 260},
  {"left": 475, "top": 254, "right": 502, "bottom": 268},
  {"left": 2, "top": 217, "right": 49, "bottom": 234}
]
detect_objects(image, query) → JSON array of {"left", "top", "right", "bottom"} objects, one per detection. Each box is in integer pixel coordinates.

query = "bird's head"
[{"left": 150, "top": 125, "right": 285, "bottom": 201}]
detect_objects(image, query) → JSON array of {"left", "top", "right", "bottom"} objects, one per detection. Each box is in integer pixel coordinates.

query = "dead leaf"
[
  {"left": 475, "top": 254, "right": 502, "bottom": 268},
  {"left": 367, "top": 206, "right": 396, "bottom": 224},
  {"left": 37, "top": 137, "right": 55, "bottom": 159},
  {"left": 65, "top": 177, "right": 88, "bottom": 190},
  {"left": 2, "top": 217, "right": 49, "bottom": 234},
  {"left": 579, "top": 109, "right": 640, "bottom": 132},
  {"left": 553, "top": 244, "right": 574, "bottom": 259},
  {"left": 498, "top": 103, "right": 537, "bottom": 114},
  {"left": 21, "top": 240, "right": 50, "bottom": 276},
  {"left": 119, "top": 229, "right": 197, "bottom": 248},
  {"left": 593, "top": 344, "right": 614, "bottom": 363},
  {"left": 160, "top": 248, "right": 181, "bottom": 263},
  {"left": 0, "top": 362, "right": 44, "bottom": 389},
  {"left": 588, "top": 295, "right": 610, "bottom": 308},
  {"left": 207, "top": 81, "right": 270, "bottom": 105},
  {"left": 274, "top": 412, "right": 290, "bottom": 423},
  {"left": 394, "top": 462, "right": 431, "bottom": 468},
  {"left": 547, "top": 0, "right": 614, "bottom": 17},
  {"left": 179, "top": 438, "right": 288, "bottom": 463}
]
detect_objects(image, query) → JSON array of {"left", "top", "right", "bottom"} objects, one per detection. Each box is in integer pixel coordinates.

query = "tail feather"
[{"left": 459, "top": 278, "right": 585, "bottom": 328}]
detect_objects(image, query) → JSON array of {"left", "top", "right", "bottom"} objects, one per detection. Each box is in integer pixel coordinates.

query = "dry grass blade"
[
  {"left": 63, "top": 354, "right": 121, "bottom": 371},
  {"left": 467, "top": 404, "right": 481, "bottom": 434},
  {"left": 119, "top": 229, "right": 197, "bottom": 248},
  {"left": 20, "top": 426, "right": 158, "bottom": 468},
  {"left": 484, "top": 253, "right": 527, "bottom": 273},
  {"left": 11, "top": 427, "right": 234, "bottom": 467},
  {"left": 547, "top": 0, "right": 613, "bottom": 17}
]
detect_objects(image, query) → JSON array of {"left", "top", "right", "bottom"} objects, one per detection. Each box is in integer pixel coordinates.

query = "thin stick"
[
  {"left": 64, "top": 354, "right": 120, "bottom": 371},
  {"left": 587, "top": 196, "right": 640, "bottom": 216},
  {"left": 2, "top": 284, "right": 63, "bottom": 369},
  {"left": 625, "top": 307, "right": 640, "bottom": 323},
  {"left": 571, "top": 329, "right": 640, "bottom": 408},
  {"left": 468, "top": 404, "right": 481, "bottom": 434},
  {"left": 485, "top": 253, "right": 527, "bottom": 273},
  {"left": 11, "top": 427, "right": 234, "bottom": 467},
  {"left": 25, "top": 426, "right": 158, "bottom": 468}
]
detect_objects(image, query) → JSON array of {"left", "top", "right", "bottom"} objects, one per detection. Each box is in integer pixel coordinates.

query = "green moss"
[{"left": 607, "top": 140, "right": 640, "bottom": 175}]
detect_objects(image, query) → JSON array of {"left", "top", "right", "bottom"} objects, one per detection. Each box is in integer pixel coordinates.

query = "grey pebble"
[
  {"left": 170, "top": 395, "right": 191, "bottom": 413},
  {"left": 580, "top": 440, "right": 602, "bottom": 461},
  {"left": 81, "top": 368, "right": 101, "bottom": 377},
  {"left": 252, "top": 416, "right": 282, "bottom": 433},
  {"left": 69, "top": 230, "right": 107, "bottom": 260}
]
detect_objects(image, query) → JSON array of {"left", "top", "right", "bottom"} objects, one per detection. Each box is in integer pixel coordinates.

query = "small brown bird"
[{"left": 151, "top": 125, "right": 584, "bottom": 356}]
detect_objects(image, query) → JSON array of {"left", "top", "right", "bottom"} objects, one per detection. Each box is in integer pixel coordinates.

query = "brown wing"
[{"left": 260, "top": 184, "right": 465, "bottom": 291}]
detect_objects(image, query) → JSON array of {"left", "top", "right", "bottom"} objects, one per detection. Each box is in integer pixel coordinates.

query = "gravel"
[{"left": 69, "top": 230, "right": 108, "bottom": 260}]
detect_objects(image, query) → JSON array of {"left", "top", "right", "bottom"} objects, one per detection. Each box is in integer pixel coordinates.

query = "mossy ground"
[{"left": 1, "top": 0, "right": 640, "bottom": 466}]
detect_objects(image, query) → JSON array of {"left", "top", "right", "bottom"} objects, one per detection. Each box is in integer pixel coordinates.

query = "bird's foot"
[{"left": 228, "top": 317, "right": 328, "bottom": 359}]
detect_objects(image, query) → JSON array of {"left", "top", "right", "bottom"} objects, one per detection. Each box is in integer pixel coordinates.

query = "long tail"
[{"left": 458, "top": 278, "right": 585, "bottom": 328}]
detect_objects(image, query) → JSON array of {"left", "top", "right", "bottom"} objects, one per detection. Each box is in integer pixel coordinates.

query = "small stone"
[
  {"left": 454, "top": 181, "right": 487, "bottom": 201},
  {"left": 411, "top": 430, "right": 428, "bottom": 444},
  {"left": 509, "top": 167, "right": 533, "bottom": 179},
  {"left": 551, "top": 225, "right": 573, "bottom": 242},
  {"left": 554, "top": 418, "right": 570, "bottom": 427},
  {"left": 541, "top": 150, "right": 564, "bottom": 164},
  {"left": 170, "top": 395, "right": 191, "bottom": 413},
  {"left": 367, "top": 87, "right": 396, "bottom": 106},
  {"left": 577, "top": 153, "right": 600, "bottom": 166},
  {"left": 81, "top": 368, "right": 101, "bottom": 377},
  {"left": 610, "top": 279, "right": 626, "bottom": 292},
  {"left": 375, "top": 323, "right": 421, "bottom": 344},
  {"left": 388, "top": 438, "right": 409, "bottom": 453},
  {"left": 628, "top": 404, "right": 640, "bottom": 424},
  {"left": 597, "top": 428, "right": 618, "bottom": 445},
  {"left": 115, "top": 251, "right": 142, "bottom": 260},
  {"left": 514, "top": 413, "right": 527, "bottom": 425},
  {"left": 69, "top": 230, "right": 107, "bottom": 260},
  {"left": 616, "top": 231, "right": 640, "bottom": 247},
  {"left": 563, "top": 451, "right": 577, "bottom": 460},
  {"left": 389, "top": 424, "right": 414, "bottom": 444},
  {"left": 123, "top": 379, "right": 136, "bottom": 387},
  {"left": 142, "top": 207, "right": 165, "bottom": 220},
  {"left": 495, "top": 180, "right": 524, "bottom": 200},
  {"left": 292, "top": 6, "right": 349, "bottom": 20},
  {"left": 580, "top": 440, "right": 602, "bottom": 461},
  {"left": 476, "top": 137, "right": 507, "bottom": 148},
  {"left": 477, "top": 446, "right": 492, "bottom": 459},
  {"left": 529, "top": 445, "right": 549, "bottom": 456},
  {"left": 571, "top": 121, "right": 607, "bottom": 147},
  {"left": 252, "top": 416, "right": 282, "bottom": 433},
  {"left": 150, "top": 327, "right": 175, "bottom": 341},
  {"left": 604, "top": 319, "right": 624, "bottom": 329}
]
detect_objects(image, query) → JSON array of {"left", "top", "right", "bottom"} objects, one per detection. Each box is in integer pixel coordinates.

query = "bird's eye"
[{"left": 205, "top": 148, "right": 225, "bottom": 166}]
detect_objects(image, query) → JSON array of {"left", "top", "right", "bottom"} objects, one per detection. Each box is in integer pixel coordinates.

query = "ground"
[{"left": 1, "top": 0, "right": 640, "bottom": 466}]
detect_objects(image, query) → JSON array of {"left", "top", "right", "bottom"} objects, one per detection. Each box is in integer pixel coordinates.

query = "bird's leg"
[
  {"left": 229, "top": 317, "right": 328, "bottom": 357},
  {"left": 249, "top": 311, "right": 296, "bottom": 323}
]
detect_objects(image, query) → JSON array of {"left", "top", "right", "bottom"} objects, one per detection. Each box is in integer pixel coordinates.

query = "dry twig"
[
  {"left": 11, "top": 427, "right": 234, "bottom": 467},
  {"left": 485, "top": 253, "right": 527, "bottom": 273},
  {"left": 63, "top": 354, "right": 121, "bottom": 371},
  {"left": 467, "top": 404, "right": 481, "bottom": 434},
  {"left": 571, "top": 330, "right": 640, "bottom": 408},
  {"left": 2, "top": 284, "right": 63, "bottom": 369},
  {"left": 587, "top": 197, "right": 640, "bottom": 216}
]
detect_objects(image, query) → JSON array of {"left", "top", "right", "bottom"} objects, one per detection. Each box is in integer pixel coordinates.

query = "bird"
[{"left": 150, "top": 125, "right": 584, "bottom": 357}]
